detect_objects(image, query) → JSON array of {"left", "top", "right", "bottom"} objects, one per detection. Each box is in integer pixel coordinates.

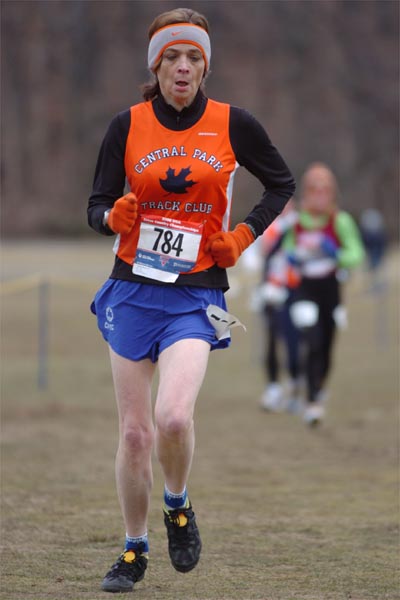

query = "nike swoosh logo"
[{"left": 171, "top": 31, "right": 181, "bottom": 36}]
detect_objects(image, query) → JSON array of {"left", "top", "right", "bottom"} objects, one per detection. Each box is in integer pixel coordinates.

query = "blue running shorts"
[{"left": 90, "top": 279, "right": 231, "bottom": 362}]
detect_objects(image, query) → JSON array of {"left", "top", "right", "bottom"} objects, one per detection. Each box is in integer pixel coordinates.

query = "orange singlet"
[{"left": 114, "top": 99, "right": 238, "bottom": 277}]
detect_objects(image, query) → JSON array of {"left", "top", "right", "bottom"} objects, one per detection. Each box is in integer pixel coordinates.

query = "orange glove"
[
  {"left": 205, "top": 223, "right": 255, "bottom": 268},
  {"left": 107, "top": 193, "right": 138, "bottom": 234}
]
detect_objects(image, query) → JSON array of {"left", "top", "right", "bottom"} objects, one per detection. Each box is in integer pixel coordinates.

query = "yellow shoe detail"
[
  {"left": 123, "top": 550, "right": 136, "bottom": 563},
  {"left": 177, "top": 513, "right": 188, "bottom": 527}
]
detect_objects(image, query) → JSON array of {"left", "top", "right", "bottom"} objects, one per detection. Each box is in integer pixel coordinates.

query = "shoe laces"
[{"left": 106, "top": 545, "right": 147, "bottom": 580}]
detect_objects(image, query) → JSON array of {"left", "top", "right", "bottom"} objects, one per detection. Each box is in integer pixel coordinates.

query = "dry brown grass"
[{"left": 1, "top": 240, "right": 399, "bottom": 600}]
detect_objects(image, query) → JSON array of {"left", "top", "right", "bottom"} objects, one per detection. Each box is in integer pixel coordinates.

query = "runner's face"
[
  {"left": 157, "top": 44, "right": 205, "bottom": 111},
  {"left": 302, "top": 170, "right": 336, "bottom": 215}
]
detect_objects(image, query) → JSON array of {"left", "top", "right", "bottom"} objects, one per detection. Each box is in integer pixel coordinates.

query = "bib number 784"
[
  {"left": 153, "top": 227, "right": 184, "bottom": 257},
  {"left": 133, "top": 215, "right": 204, "bottom": 283}
]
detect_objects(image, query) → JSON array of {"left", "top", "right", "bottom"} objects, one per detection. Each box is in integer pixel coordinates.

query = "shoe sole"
[
  {"left": 306, "top": 417, "right": 322, "bottom": 427},
  {"left": 101, "top": 572, "right": 145, "bottom": 593},
  {"left": 171, "top": 553, "right": 201, "bottom": 573},
  {"left": 101, "top": 582, "right": 133, "bottom": 593}
]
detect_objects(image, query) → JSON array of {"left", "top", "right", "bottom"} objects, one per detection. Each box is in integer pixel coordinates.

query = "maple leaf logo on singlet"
[{"left": 159, "top": 167, "right": 198, "bottom": 195}]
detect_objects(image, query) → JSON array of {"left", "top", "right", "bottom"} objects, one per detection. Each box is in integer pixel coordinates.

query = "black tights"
[
  {"left": 295, "top": 274, "right": 341, "bottom": 402},
  {"left": 264, "top": 297, "right": 300, "bottom": 383}
]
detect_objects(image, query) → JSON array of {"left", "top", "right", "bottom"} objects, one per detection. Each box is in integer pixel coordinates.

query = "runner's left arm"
[
  {"left": 335, "top": 211, "right": 366, "bottom": 269},
  {"left": 229, "top": 107, "right": 296, "bottom": 238}
]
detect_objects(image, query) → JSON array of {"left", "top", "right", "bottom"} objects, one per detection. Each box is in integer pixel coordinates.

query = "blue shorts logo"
[{"left": 105, "top": 306, "right": 114, "bottom": 330}]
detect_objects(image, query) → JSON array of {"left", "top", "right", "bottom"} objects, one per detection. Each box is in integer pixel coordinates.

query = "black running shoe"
[
  {"left": 101, "top": 546, "right": 148, "bottom": 593},
  {"left": 163, "top": 502, "right": 202, "bottom": 573}
]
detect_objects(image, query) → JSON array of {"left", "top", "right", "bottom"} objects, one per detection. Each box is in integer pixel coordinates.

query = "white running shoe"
[
  {"left": 285, "top": 378, "right": 304, "bottom": 415},
  {"left": 261, "top": 383, "right": 283, "bottom": 412},
  {"left": 303, "top": 402, "right": 325, "bottom": 427}
]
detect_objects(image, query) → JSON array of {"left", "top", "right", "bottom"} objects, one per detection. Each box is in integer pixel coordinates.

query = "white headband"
[{"left": 148, "top": 23, "right": 211, "bottom": 72}]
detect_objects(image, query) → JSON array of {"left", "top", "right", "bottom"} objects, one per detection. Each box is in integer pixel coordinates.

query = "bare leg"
[
  {"left": 109, "top": 347, "right": 156, "bottom": 537},
  {"left": 154, "top": 339, "right": 210, "bottom": 494}
]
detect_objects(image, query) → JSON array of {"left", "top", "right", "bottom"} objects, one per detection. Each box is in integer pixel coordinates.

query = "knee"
[
  {"left": 120, "top": 423, "right": 154, "bottom": 457},
  {"left": 155, "top": 411, "right": 193, "bottom": 441}
]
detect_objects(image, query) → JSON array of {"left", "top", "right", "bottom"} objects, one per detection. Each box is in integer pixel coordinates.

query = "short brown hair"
[{"left": 141, "top": 7, "right": 210, "bottom": 101}]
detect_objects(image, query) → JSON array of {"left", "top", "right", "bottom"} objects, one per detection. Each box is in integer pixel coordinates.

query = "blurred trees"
[{"left": 1, "top": 0, "right": 399, "bottom": 238}]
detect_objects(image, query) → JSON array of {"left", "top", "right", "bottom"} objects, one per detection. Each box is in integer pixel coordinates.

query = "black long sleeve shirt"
[{"left": 88, "top": 91, "right": 295, "bottom": 289}]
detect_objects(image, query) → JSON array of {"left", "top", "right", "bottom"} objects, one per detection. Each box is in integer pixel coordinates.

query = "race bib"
[{"left": 133, "top": 215, "right": 203, "bottom": 283}]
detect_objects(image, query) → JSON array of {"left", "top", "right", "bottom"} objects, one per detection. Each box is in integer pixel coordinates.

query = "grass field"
[{"left": 1, "top": 240, "right": 399, "bottom": 600}]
